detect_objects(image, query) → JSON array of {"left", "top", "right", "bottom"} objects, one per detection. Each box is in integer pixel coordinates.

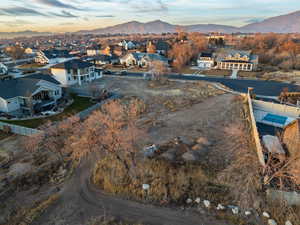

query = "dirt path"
[
  {"left": 33, "top": 95, "right": 236, "bottom": 225},
  {"left": 33, "top": 156, "right": 231, "bottom": 225}
]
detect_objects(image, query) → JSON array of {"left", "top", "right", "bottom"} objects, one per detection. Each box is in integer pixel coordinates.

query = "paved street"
[{"left": 118, "top": 72, "right": 300, "bottom": 97}]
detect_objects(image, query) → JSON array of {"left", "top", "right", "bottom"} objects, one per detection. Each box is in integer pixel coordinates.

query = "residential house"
[
  {"left": 0, "top": 63, "right": 8, "bottom": 75},
  {"left": 0, "top": 74, "right": 62, "bottom": 114},
  {"left": 139, "top": 53, "right": 169, "bottom": 68},
  {"left": 35, "top": 49, "right": 73, "bottom": 64},
  {"left": 87, "top": 45, "right": 101, "bottom": 56},
  {"left": 216, "top": 50, "right": 258, "bottom": 71},
  {"left": 120, "top": 52, "right": 145, "bottom": 67},
  {"left": 100, "top": 45, "right": 124, "bottom": 57},
  {"left": 82, "top": 54, "right": 119, "bottom": 66},
  {"left": 50, "top": 59, "right": 102, "bottom": 86},
  {"left": 120, "top": 52, "right": 168, "bottom": 67},
  {"left": 155, "top": 40, "right": 170, "bottom": 56},
  {"left": 118, "top": 40, "right": 136, "bottom": 50},
  {"left": 197, "top": 52, "right": 215, "bottom": 69}
]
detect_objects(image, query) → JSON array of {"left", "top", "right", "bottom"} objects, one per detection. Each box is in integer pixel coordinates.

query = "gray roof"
[
  {"left": 142, "top": 53, "right": 168, "bottom": 62},
  {"left": 0, "top": 75, "right": 59, "bottom": 99},
  {"left": 43, "top": 49, "right": 71, "bottom": 59},
  {"left": 51, "top": 59, "right": 93, "bottom": 69},
  {"left": 25, "top": 73, "right": 61, "bottom": 85}
]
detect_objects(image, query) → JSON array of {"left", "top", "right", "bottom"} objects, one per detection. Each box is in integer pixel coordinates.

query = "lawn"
[
  {"left": 0, "top": 131, "right": 12, "bottom": 140},
  {"left": 18, "top": 63, "right": 45, "bottom": 69},
  {"left": 0, "top": 95, "right": 95, "bottom": 129}
]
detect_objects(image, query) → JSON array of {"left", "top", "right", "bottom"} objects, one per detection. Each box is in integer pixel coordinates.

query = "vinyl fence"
[
  {"left": 0, "top": 95, "right": 120, "bottom": 136},
  {"left": 0, "top": 121, "right": 41, "bottom": 136},
  {"left": 247, "top": 92, "right": 266, "bottom": 167},
  {"left": 76, "top": 94, "right": 120, "bottom": 119}
]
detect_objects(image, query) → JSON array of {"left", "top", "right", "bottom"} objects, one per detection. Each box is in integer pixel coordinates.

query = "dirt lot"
[
  {"left": 261, "top": 70, "right": 300, "bottom": 84},
  {"left": 0, "top": 77, "right": 263, "bottom": 225},
  {"left": 0, "top": 135, "right": 64, "bottom": 225}
]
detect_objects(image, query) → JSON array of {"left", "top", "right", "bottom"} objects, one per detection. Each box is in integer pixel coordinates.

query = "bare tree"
[
  {"left": 5, "top": 46, "right": 25, "bottom": 61},
  {"left": 149, "top": 60, "right": 169, "bottom": 82},
  {"left": 24, "top": 116, "right": 81, "bottom": 162},
  {"left": 67, "top": 100, "right": 146, "bottom": 177}
]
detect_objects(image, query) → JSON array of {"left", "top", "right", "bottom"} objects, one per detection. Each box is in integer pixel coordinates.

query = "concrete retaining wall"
[{"left": 253, "top": 100, "right": 300, "bottom": 118}]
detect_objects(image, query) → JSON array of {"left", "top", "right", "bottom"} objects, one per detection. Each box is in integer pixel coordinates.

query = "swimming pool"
[{"left": 263, "top": 113, "right": 288, "bottom": 125}]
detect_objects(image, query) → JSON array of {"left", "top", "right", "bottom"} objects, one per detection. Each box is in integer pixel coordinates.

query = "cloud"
[
  {"left": 0, "top": 6, "right": 45, "bottom": 16},
  {"left": 59, "top": 22, "right": 75, "bottom": 25},
  {"left": 0, "top": 19, "right": 33, "bottom": 27},
  {"left": 245, "top": 18, "right": 265, "bottom": 23},
  {"left": 50, "top": 10, "right": 78, "bottom": 17},
  {"left": 95, "top": 15, "right": 115, "bottom": 18},
  {"left": 129, "top": 0, "right": 168, "bottom": 13},
  {"left": 34, "top": 0, "right": 79, "bottom": 10}
]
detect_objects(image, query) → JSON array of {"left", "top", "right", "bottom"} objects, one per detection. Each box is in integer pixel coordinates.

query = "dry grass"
[
  {"left": 201, "top": 69, "right": 231, "bottom": 77},
  {"left": 4, "top": 194, "right": 60, "bottom": 225},
  {"left": 217, "top": 98, "right": 263, "bottom": 209},
  {"left": 93, "top": 155, "right": 231, "bottom": 205},
  {"left": 265, "top": 200, "right": 300, "bottom": 225}
]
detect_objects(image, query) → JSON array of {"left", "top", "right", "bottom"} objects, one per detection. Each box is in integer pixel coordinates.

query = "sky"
[{"left": 0, "top": 0, "right": 300, "bottom": 32}]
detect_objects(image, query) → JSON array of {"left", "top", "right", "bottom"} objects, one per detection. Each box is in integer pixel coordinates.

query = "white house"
[
  {"left": 120, "top": 53, "right": 168, "bottom": 67},
  {"left": 0, "top": 63, "right": 8, "bottom": 75},
  {"left": 120, "top": 53, "right": 145, "bottom": 67},
  {"left": 50, "top": 59, "right": 102, "bottom": 86},
  {"left": 216, "top": 50, "right": 259, "bottom": 71},
  {"left": 0, "top": 74, "right": 62, "bottom": 114},
  {"left": 118, "top": 40, "right": 136, "bottom": 50},
  {"left": 197, "top": 52, "right": 215, "bottom": 69},
  {"left": 87, "top": 46, "right": 101, "bottom": 56},
  {"left": 138, "top": 54, "right": 169, "bottom": 68}
]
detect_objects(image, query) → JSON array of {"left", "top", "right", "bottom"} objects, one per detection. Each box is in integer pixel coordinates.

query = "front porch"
[{"left": 19, "top": 90, "right": 58, "bottom": 115}]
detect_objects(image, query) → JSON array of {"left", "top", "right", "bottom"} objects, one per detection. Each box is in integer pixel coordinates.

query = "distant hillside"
[
  {"left": 0, "top": 30, "right": 52, "bottom": 39},
  {"left": 2, "top": 10, "right": 300, "bottom": 39},
  {"left": 78, "top": 20, "right": 176, "bottom": 34},
  {"left": 78, "top": 20, "right": 239, "bottom": 34},
  {"left": 241, "top": 10, "right": 300, "bottom": 33},
  {"left": 185, "top": 24, "right": 239, "bottom": 33},
  {"left": 80, "top": 10, "right": 300, "bottom": 35}
]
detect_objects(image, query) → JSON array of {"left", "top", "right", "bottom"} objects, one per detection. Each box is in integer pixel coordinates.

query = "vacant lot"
[
  {"left": 1, "top": 77, "right": 263, "bottom": 225},
  {"left": 92, "top": 78, "right": 260, "bottom": 207}
]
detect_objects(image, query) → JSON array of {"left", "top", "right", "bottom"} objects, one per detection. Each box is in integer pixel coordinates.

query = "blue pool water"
[{"left": 263, "top": 113, "right": 287, "bottom": 125}]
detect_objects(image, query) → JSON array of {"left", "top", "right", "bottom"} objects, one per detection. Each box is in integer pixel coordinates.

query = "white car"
[{"left": 41, "top": 111, "right": 56, "bottom": 116}]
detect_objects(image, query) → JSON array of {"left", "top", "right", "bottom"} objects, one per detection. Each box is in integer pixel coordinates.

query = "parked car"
[
  {"left": 41, "top": 111, "right": 56, "bottom": 116},
  {"left": 120, "top": 70, "right": 127, "bottom": 75},
  {"left": 103, "top": 70, "right": 112, "bottom": 75},
  {"left": 115, "top": 70, "right": 127, "bottom": 76}
]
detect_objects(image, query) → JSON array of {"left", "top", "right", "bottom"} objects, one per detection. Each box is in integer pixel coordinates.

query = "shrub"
[{"left": 93, "top": 154, "right": 231, "bottom": 204}]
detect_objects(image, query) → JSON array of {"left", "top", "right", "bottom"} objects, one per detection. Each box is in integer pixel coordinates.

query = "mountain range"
[
  {"left": 0, "top": 30, "right": 52, "bottom": 39},
  {"left": 1, "top": 10, "right": 300, "bottom": 39},
  {"left": 78, "top": 10, "right": 300, "bottom": 34}
]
